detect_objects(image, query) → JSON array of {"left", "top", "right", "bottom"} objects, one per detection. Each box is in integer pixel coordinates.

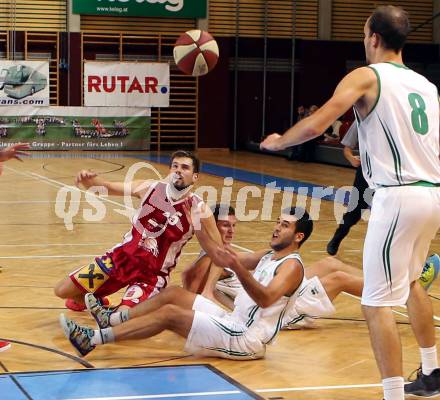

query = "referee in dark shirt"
[{"left": 327, "top": 123, "right": 370, "bottom": 255}]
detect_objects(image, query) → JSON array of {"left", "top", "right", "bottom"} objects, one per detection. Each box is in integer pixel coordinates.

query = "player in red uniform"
[{"left": 54, "top": 150, "right": 223, "bottom": 310}]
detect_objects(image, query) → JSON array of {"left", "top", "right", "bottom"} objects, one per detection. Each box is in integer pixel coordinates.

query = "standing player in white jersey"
[
  {"left": 260, "top": 6, "right": 440, "bottom": 399},
  {"left": 54, "top": 150, "right": 223, "bottom": 311},
  {"left": 59, "top": 207, "right": 311, "bottom": 360}
]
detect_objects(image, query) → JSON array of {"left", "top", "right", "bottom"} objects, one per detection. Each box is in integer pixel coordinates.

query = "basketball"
[{"left": 173, "top": 30, "right": 219, "bottom": 77}]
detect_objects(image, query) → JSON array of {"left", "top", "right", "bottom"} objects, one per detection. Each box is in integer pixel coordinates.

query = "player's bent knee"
[
  {"left": 324, "top": 257, "right": 342, "bottom": 272},
  {"left": 53, "top": 278, "right": 78, "bottom": 299},
  {"left": 330, "top": 271, "right": 348, "bottom": 281},
  {"left": 160, "top": 304, "right": 182, "bottom": 328},
  {"left": 162, "top": 285, "right": 185, "bottom": 300},
  {"left": 53, "top": 280, "right": 68, "bottom": 298}
]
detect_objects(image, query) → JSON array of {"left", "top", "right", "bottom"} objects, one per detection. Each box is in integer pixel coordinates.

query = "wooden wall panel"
[
  {"left": 332, "top": 0, "right": 433, "bottom": 42},
  {"left": 0, "top": 0, "right": 66, "bottom": 32},
  {"left": 209, "top": 0, "right": 319, "bottom": 39}
]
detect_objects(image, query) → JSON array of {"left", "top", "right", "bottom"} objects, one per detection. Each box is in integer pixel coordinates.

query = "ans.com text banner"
[
  {"left": 84, "top": 62, "right": 169, "bottom": 108},
  {"left": 0, "top": 61, "right": 49, "bottom": 106},
  {"left": 73, "top": 0, "right": 206, "bottom": 19}
]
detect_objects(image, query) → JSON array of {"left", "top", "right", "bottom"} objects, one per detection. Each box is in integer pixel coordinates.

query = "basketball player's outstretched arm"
[
  {"left": 0, "top": 143, "right": 30, "bottom": 162},
  {"left": 237, "top": 250, "right": 271, "bottom": 270},
  {"left": 260, "top": 67, "right": 377, "bottom": 151},
  {"left": 195, "top": 207, "right": 226, "bottom": 300},
  {"left": 0, "top": 142, "right": 30, "bottom": 175},
  {"left": 75, "top": 169, "right": 153, "bottom": 198},
  {"left": 216, "top": 247, "right": 303, "bottom": 308}
]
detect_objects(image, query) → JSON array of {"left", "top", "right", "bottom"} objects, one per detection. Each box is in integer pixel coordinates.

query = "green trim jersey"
[
  {"left": 355, "top": 62, "right": 440, "bottom": 189},
  {"left": 231, "top": 251, "right": 304, "bottom": 344}
]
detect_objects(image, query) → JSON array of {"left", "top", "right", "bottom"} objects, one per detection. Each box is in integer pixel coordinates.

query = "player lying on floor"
[
  {"left": 182, "top": 204, "right": 440, "bottom": 329},
  {"left": 60, "top": 207, "right": 314, "bottom": 359}
]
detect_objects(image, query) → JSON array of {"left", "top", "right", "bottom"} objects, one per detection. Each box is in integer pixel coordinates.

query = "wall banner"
[
  {"left": 84, "top": 62, "right": 169, "bottom": 108},
  {"left": 0, "top": 106, "right": 151, "bottom": 150},
  {"left": 0, "top": 61, "right": 50, "bottom": 106},
  {"left": 72, "top": 0, "right": 206, "bottom": 19}
]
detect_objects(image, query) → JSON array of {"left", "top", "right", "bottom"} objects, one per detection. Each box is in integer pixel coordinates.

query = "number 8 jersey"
[{"left": 355, "top": 62, "right": 440, "bottom": 189}]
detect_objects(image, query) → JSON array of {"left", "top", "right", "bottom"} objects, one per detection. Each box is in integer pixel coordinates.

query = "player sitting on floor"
[
  {"left": 60, "top": 207, "right": 313, "bottom": 359},
  {"left": 183, "top": 203, "right": 440, "bottom": 329},
  {"left": 54, "top": 150, "right": 223, "bottom": 311}
]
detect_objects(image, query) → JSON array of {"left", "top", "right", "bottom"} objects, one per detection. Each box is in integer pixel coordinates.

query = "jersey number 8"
[{"left": 408, "top": 93, "right": 429, "bottom": 135}]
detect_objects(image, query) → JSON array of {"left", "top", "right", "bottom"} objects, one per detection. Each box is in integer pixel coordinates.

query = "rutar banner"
[
  {"left": 72, "top": 0, "right": 206, "bottom": 18},
  {"left": 0, "top": 61, "right": 50, "bottom": 106},
  {"left": 0, "top": 106, "right": 151, "bottom": 150},
  {"left": 84, "top": 62, "right": 170, "bottom": 108}
]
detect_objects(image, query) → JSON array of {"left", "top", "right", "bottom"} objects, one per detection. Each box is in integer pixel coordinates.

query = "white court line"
[
  {"left": 0, "top": 200, "right": 84, "bottom": 204},
  {"left": 3, "top": 166, "right": 65, "bottom": 191},
  {"left": 256, "top": 382, "right": 384, "bottom": 393},
  {"left": 230, "top": 243, "right": 253, "bottom": 253},
  {"left": 32, "top": 171, "right": 134, "bottom": 210},
  {"left": 0, "top": 252, "right": 201, "bottom": 259},
  {"left": 3, "top": 166, "right": 134, "bottom": 212},
  {"left": 61, "top": 383, "right": 388, "bottom": 400},
  {"left": 342, "top": 292, "right": 440, "bottom": 324},
  {"left": 333, "top": 359, "right": 367, "bottom": 374},
  {"left": 0, "top": 243, "right": 115, "bottom": 247},
  {"left": 64, "top": 391, "right": 241, "bottom": 400},
  {"left": 311, "top": 249, "right": 362, "bottom": 253}
]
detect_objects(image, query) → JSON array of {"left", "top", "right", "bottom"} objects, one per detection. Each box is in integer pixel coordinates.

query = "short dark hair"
[
  {"left": 212, "top": 203, "right": 235, "bottom": 222},
  {"left": 282, "top": 207, "right": 313, "bottom": 247},
  {"left": 169, "top": 150, "right": 200, "bottom": 173},
  {"left": 368, "top": 6, "right": 410, "bottom": 53}
]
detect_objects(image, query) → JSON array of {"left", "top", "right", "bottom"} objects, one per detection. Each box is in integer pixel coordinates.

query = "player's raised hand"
[
  {"left": 349, "top": 155, "right": 361, "bottom": 168},
  {"left": 75, "top": 169, "right": 98, "bottom": 188},
  {"left": 215, "top": 245, "right": 240, "bottom": 270},
  {"left": 260, "top": 133, "right": 283, "bottom": 151},
  {"left": 0, "top": 142, "right": 31, "bottom": 162}
]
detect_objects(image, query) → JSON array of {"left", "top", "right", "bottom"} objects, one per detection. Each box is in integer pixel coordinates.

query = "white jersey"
[
  {"left": 196, "top": 249, "right": 241, "bottom": 296},
  {"left": 355, "top": 62, "right": 440, "bottom": 189},
  {"left": 231, "top": 252, "right": 304, "bottom": 344}
]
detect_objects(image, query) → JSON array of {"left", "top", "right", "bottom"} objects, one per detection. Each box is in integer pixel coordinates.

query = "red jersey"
[{"left": 105, "top": 181, "right": 202, "bottom": 289}]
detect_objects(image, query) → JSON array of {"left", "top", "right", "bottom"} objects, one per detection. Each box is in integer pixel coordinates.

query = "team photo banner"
[
  {"left": 73, "top": 0, "right": 206, "bottom": 18},
  {"left": 0, "top": 61, "right": 50, "bottom": 106},
  {"left": 84, "top": 62, "right": 170, "bottom": 108},
  {"left": 0, "top": 106, "right": 151, "bottom": 150}
]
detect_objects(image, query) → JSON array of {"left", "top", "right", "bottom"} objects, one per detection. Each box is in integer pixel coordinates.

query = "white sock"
[
  {"left": 90, "top": 330, "right": 103, "bottom": 346},
  {"left": 90, "top": 328, "right": 115, "bottom": 346},
  {"left": 420, "top": 345, "right": 439, "bottom": 375},
  {"left": 383, "top": 376, "right": 404, "bottom": 400},
  {"left": 109, "top": 309, "right": 129, "bottom": 326}
]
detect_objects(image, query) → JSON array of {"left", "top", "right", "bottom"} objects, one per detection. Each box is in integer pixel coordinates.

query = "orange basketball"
[{"left": 173, "top": 30, "right": 219, "bottom": 77}]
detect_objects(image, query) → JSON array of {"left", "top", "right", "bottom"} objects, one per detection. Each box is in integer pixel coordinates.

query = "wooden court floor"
[{"left": 0, "top": 149, "right": 439, "bottom": 400}]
